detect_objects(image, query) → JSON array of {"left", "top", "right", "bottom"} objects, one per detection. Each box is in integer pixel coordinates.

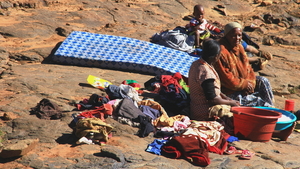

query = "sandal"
[
  {"left": 239, "top": 150, "right": 255, "bottom": 160},
  {"left": 224, "top": 146, "right": 243, "bottom": 155}
]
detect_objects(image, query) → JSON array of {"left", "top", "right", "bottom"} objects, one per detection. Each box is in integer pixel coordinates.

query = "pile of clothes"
[{"left": 68, "top": 72, "right": 250, "bottom": 167}]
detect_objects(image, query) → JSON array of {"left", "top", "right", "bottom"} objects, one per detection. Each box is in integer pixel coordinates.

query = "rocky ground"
[{"left": 0, "top": 0, "right": 300, "bottom": 168}]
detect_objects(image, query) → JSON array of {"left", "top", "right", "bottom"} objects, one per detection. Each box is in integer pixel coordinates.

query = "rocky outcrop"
[{"left": 0, "top": 139, "right": 39, "bottom": 158}]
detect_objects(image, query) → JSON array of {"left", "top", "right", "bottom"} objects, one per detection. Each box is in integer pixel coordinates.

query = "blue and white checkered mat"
[{"left": 53, "top": 31, "right": 198, "bottom": 77}]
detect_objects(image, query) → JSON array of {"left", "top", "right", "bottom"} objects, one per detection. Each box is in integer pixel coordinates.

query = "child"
[{"left": 186, "top": 4, "right": 222, "bottom": 48}]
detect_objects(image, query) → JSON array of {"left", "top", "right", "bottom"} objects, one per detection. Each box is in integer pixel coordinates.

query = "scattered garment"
[
  {"left": 159, "top": 75, "right": 190, "bottom": 110},
  {"left": 75, "top": 118, "right": 113, "bottom": 143},
  {"left": 151, "top": 27, "right": 195, "bottom": 53},
  {"left": 157, "top": 120, "right": 190, "bottom": 134},
  {"left": 119, "top": 84, "right": 141, "bottom": 105},
  {"left": 208, "top": 105, "right": 233, "bottom": 119},
  {"left": 139, "top": 105, "right": 161, "bottom": 120},
  {"left": 115, "top": 98, "right": 145, "bottom": 120},
  {"left": 182, "top": 121, "right": 224, "bottom": 146},
  {"left": 30, "top": 98, "right": 63, "bottom": 120},
  {"left": 146, "top": 139, "right": 168, "bottom": 155},
  {"left": 77, "top": 104, "right": 113, "bottom": 121},
  {"left": 105, "top": 85, "right": 129, "bottom": 100},
  {"left": 154, "top": 130, "right": 178, "bottom": 139},
  {"left": 76, "top": 94, "right": 110, "bottom": 110},
  {"left": 162, "top": 134, "right": 210, "bottom": 167},
  {"left": 138, "top": 99, "right": 169, "bottom": 127},
  {"left": 122, "top": 79, "right": 141, "bottom": 90},
  {"left": 77, "top": 136, "right": 94, "bottom": 145},
  {"left": 136, "top": 115, "right": 154, "bottom": 137},
  {"left": 105, "top": 84, "right": 141, "bottom": 107},
  {"left": 154, "top": 115, "right": 188, "bottom": 127},
  {"left": 227, "top": 136, "right": 240, "bottom": 143}
]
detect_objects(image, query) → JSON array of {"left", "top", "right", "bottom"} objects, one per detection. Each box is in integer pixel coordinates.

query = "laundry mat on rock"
[{"left": 52, "top": 31, "right": 199, "bottom": 77}]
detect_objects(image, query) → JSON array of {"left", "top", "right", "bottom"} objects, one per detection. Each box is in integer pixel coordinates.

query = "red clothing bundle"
[{"left": 162, "top": 134, "right": 210, "bottom": 166}]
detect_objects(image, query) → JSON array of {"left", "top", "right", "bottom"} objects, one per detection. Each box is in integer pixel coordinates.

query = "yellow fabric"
[
  {"left": 199, "top": 30, "right": 211, "bottom": 40},
  {"left": 179, "top": 79, "right": 190, "bottom": 94},
  {"left": 182, "top": 121, "right": 224, "bottom": 146},
  {"left": 208, "top": 105, "right": 233, "bottom": 118},
  {"left": 75, "top": 118, "right": 113, "bottom": 142},
  {"left": 155, "top": 114, "right": 187, "bottom": 127}
]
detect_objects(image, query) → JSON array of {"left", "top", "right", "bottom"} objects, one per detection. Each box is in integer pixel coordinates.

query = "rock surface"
[
  {"left": 0, "top": 0, "right": 300, "bottom": 168},
  {"left": 0, "top": 139, "right": 39, "bottom": 158}
]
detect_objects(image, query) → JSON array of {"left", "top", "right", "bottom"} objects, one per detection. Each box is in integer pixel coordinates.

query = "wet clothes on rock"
[
  {"left": 115, "top": 98, "right": 145, "bottom": 120},
  {"left": 146, "top": 139, "right": 168, "bottom": 155},
  {"left": 75, "top": 118, "right": 113, "bottom": 142},
  {"left": 162, "top": 134, "right": 210, "bottom": 167},
  {"left": 30, "top": 98, "right": 63, "bottom": 120}
]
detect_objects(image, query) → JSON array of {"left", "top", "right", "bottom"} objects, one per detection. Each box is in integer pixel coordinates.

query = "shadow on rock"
[
  {"left": 78, "top": 83, "right": 95, "bottom": 89},
  {"left": 55, "top": 133, "right": 78, "bottom": 145},
  {"left": 42, "top": 41, "right": 63, "bottom": 64},
  {"left": 0, "top": 156, "right": 21, "bottom": 163}
]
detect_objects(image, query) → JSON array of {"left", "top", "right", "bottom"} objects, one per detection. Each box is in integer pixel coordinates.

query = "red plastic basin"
[{"left": 231, "top": 107, "right": 282, "bottom": 142}]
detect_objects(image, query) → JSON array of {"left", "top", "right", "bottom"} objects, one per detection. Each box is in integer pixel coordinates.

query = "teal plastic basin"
[{"left": 255, "top": 107, "right": 297, "bottom": 130}]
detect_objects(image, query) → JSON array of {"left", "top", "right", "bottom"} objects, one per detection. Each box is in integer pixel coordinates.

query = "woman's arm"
[{"left": 201, "top": 79, "right": 240, "bottom": 107}]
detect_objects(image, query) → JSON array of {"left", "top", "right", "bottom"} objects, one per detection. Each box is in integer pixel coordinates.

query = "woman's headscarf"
[{"left": 224, "top": 22, "right": 242, "bottom": 36}]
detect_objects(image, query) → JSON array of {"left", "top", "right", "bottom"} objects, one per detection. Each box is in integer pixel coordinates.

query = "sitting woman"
[
  {"left": 213, "top": 22, "right": 274, "bottom": 107},
  {"left": 188, "top": 39, "right": 240, "bottom": 121}
]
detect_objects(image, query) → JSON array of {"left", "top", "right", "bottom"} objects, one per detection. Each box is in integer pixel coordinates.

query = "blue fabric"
[
  {"left": 255, "top": 76, "right": 274, "bottom": 106},
  {"left": 228, "top": 76, "right": 274, "bottom": 107},
  {"left": 146, "top": 139, "right": 168, "bottom": 155},
  {"left": 105, "top": 85, "right": 129, "bottom": 100},
  {"left": 139, "top": 105, "right": 161, "bottom": 120},
  {"left": 241, "top": 40, "right": 248, "bottom": 50},
  {"left": 227, "top": 136, "right": 239, "bottom": 143}
]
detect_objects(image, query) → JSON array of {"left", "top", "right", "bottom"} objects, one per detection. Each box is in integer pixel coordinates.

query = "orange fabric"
[
  {"left": 78, "top": 104, "right": 113, "bottom": 121},
  {"left": 214, "top": 38, "right": 256, "bottom": 95}
]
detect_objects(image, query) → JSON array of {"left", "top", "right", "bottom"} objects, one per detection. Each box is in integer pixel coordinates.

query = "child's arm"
[
  {"left": 187, "top": 18, "right": 200, "bottom": 33},
  {"left": 205, "top": 23, "right": 221, "bottom": 33}
]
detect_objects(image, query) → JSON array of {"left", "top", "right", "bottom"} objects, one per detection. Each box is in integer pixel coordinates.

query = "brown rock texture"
[
  {"left": 0, "top": 0, "right": 300, "bottom": 168},
  {"left": 0, "top": 139, "right": 39, "bottom": 158}
]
